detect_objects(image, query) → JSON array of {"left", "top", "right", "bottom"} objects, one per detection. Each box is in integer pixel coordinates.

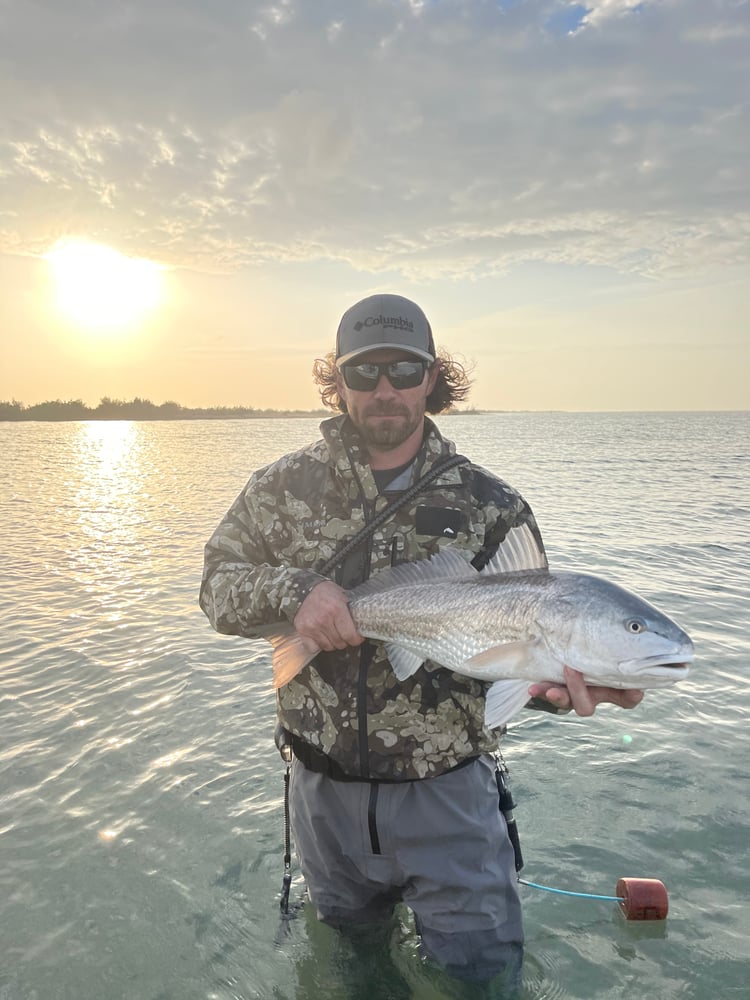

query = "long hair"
[{"left": 312, "top": 351, "right": 473, "bottom": 414}]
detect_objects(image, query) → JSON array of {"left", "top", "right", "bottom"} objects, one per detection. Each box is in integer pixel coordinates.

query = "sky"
[{"left": 1, "top": 0, "right": 748, "bottom": 412}]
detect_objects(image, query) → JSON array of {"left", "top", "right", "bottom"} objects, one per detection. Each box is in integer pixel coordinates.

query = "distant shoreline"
[
  {"left": 0, "top": 399, "right": 328, "bottom": 422},
  {"left": 1, "top": 400, "right": 742, "bottom": 421},
  {"left": 0, "top": 398, "right": 486, "bottom": 421}
]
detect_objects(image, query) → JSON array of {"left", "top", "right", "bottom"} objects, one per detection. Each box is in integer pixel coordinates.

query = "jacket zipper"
[{"left": 367, "top": 783, "right": 381, "bottom": 855}]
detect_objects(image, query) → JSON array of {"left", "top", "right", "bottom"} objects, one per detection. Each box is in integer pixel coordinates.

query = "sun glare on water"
[{"left": 45, "top": 240, "right": 164, "bottom": 330}]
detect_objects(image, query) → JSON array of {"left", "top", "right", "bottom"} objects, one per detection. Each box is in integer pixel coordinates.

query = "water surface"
[{"left": 1, "top": 413, "right": 748, "bottom": 999}]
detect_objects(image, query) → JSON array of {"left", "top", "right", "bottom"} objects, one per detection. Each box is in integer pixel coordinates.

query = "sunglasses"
[{"left": 340, "top": 360, "right": 428, "bottom": 392}]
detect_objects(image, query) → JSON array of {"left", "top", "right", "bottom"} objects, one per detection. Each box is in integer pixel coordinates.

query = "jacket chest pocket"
[{"left": 415, "top": 505, "right": 468, "bottom": 540}]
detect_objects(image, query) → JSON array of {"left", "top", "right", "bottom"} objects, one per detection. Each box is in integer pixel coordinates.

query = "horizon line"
[{"left": 1, "top": 397, "right": 747, "bottom": 421}]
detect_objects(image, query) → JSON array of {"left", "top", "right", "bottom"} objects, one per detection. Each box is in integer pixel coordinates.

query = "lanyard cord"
[
  {"left": 318, "top": 453, "right": 468, "bottom": 578},
  {"left": 493, "top": 752, "right": 524, "bottom": 873},
  {"left": 279, "top": 761, "right": 292, "bottom": 915}
]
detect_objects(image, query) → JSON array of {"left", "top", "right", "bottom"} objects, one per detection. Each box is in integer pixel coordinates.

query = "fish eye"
[{"left": 626, "top": 618, "right": 646, "bottom": 634}]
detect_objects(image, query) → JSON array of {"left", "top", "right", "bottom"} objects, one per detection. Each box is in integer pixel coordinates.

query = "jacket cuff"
[
  {"left": 525, "top": 696, "right": 572, "bottom": 716},
  {"left": 278, "top": 569, "right": 330, "bottom": 624}
]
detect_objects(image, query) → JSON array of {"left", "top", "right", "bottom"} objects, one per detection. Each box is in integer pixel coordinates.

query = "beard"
[{"left": 355, "top": 404, "right": 424, "bottom": 450}]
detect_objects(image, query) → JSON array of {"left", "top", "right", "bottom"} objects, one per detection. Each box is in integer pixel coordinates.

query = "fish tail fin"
[{"left": 270, "top": 633, "right": 320, "bottom": 690}]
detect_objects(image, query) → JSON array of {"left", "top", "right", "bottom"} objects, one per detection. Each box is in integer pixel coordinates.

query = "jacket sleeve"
[{"left": 199, "top": 466, "right": 328, "bottom": 637}]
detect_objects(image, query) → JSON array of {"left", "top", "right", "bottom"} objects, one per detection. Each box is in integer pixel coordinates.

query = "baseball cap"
[{"left": 335, "top": 294, "right": 436, "bottom": 365}]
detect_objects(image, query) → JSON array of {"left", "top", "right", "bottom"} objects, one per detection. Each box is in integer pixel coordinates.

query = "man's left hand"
[{"left": 528, "top": 666, "right": 644, "bottom": 717}]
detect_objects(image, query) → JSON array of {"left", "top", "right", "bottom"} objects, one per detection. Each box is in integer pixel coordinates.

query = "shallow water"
[{"left": 1, "top": 412, "right": 748, "bottom": 999}]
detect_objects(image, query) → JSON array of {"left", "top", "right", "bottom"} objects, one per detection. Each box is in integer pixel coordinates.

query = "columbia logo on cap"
[
  {"left": 353, "top": 315, "right": 415, "bottom": 333},
  {"left": 335, "top": 293, "right": 436, "bottom": 365}
]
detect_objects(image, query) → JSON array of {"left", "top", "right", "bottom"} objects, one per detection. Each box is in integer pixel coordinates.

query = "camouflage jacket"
[{"left": 200, "top": 414, "right": 545, "bottom": 781}]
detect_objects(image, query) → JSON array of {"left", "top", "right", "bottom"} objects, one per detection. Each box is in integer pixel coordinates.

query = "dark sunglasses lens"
[
  {"left": 342, "top": 361, "right": 426, "bottom": 391},
  {"left": 343, "top": 364, "right": 379, "bottom": 390},
  {"left": 388, "top": 361, "right": 425, "bottom": 388}
]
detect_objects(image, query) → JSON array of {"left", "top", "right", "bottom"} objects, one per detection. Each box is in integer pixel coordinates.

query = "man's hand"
[
  {"left": 293, "top": 581, "right": 365, "bottom": 652},
  {"left": 528, "top": 666, "right": 645, "bottom": 717}
]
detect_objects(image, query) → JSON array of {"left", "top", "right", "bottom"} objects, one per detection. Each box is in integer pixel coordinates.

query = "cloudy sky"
[{"left": 1, "top": 0, "right": 748, "bottom": 411}]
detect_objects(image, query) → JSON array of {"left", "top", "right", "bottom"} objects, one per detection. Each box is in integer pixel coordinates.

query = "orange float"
[{"left": 616, "top": 877, "right": 669, "bottom": 921}]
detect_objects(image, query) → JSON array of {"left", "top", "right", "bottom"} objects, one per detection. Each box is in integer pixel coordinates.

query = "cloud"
[
  {"left": 1, "top": 0, "right": 748, "bottom": 280},
  {"left": 579, "top": 1, "right": 651, "bottom": 30}
]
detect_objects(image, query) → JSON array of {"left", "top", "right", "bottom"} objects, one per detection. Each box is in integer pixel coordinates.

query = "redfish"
[{"left": 268, "top": 523, "right": 693, "bottom": 729}]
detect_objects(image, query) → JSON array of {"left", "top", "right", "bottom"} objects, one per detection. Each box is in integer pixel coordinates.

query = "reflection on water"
[
  {"left": 0, "top": 413, "right": 748, "bottom": 1000},
  {"left": 69, "top": 422, "right": 148, "bottom": 602},
  {"left": 73, "top": 420, "right": 146, "bottom": 513}
]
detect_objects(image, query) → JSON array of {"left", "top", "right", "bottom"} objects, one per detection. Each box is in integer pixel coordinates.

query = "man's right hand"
[{"left": 293, "top": 581, "right": 365, "bottom": 652}]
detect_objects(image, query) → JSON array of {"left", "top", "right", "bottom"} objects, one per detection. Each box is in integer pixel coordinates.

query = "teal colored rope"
[{"left": 518, "top": 878, "right": 623, "bottom": 903}]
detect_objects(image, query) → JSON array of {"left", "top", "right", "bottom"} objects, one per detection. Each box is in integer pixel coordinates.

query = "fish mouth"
[{"left": 618, "top": 652, "right": 693, "bottom": 680}]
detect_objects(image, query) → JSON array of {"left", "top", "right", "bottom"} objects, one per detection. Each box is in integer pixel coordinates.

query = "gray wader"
[{"left": 289, "top": 753, "right": 524, "bottom": 983}]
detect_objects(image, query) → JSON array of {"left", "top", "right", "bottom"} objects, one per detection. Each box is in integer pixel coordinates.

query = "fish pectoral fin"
[
  {"left": 386, "top": 643, "right": 425, "bottom": 681},
  {"left": 270, "top": 632, "right": 320, "bottom": 690},
  {"left": 464, "top": 639, "right": 540, "bottom": 673},
  {"left": 484, "top": 679, "right": 534, "bottom": 730}
]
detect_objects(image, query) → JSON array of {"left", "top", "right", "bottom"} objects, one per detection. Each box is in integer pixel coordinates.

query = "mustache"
[{"left": 363, "top": 405, "right": 410, "bottom": 418}]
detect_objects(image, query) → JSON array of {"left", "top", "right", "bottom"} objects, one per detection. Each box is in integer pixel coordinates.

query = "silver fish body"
[{"left": 270, "top": 525, "right": 694, "bottom": 729}]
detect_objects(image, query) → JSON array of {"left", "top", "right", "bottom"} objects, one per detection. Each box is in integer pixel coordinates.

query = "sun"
[{"left": 45, "top": 240, "right": 164, "bottom": 330}]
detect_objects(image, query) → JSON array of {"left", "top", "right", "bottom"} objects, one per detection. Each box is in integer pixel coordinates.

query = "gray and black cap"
[{"left": 335, "top": 294, "right": 436, "bottom": 366}]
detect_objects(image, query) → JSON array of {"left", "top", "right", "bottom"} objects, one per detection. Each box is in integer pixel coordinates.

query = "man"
[{"left": 199, "top": 293, "right": 642, "bottom": 989}]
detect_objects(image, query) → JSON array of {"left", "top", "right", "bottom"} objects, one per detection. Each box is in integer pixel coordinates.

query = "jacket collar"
[{"left": 319, "top": 414, "right": 458, "bottom": 499}]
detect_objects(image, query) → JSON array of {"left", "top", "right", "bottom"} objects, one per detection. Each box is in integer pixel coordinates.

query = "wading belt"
[{"left": 290, "top": 730, "right": 478, "bottom": 783}]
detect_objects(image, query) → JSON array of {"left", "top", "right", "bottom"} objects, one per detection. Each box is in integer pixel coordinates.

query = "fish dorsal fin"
[
  {"left": 348, "top": 547, "right": 476, "bottom": 599},
  {"left": 481, "top": 523, "right": 549, "bottom": 576},
  {"left": 386, "top": 643, "right": 426, "bottom": 681}
]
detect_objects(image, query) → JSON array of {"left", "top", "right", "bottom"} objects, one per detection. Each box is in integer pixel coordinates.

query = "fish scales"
[{"left": 349, "top": 575, "right": 550, "bottom": 673}]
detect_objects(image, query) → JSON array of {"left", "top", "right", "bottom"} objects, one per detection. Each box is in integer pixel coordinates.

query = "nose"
[{"left": 371, "top": 372, "right": 399, "bottom": 398}]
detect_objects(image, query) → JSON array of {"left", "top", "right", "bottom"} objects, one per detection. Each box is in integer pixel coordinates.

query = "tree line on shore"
[{"left": 0, "top": 397, "right": 328, "bottom": 421}]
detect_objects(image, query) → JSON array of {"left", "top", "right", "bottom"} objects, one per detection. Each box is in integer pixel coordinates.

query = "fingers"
[
  {"left": 562, "top": 666, "right": 596, "bottom": 716},
  {"left": 598, "top": 687, "right": 645, "bottom": 710},
  {"left": 293, "top": 581, "right": 365, "bottom": 652},
  {"left": 562, "top": 667, "right": 645, "bottom": 714},
  {"left": 527, "top": 667, "right": 645, "bottom": 717},
  {"left": 526, "top": 682, "right": 572, "bottom": 712}
]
